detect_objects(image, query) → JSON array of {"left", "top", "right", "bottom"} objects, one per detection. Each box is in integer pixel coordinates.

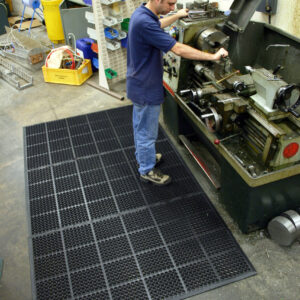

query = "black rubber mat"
[{"left": 24, "top": 105, "right": 256, "bottom": 300}]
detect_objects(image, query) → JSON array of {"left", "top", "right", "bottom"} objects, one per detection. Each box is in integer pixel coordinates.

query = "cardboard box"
[{"left": 8, "top": 16, "right": 42, "bottom": 30}]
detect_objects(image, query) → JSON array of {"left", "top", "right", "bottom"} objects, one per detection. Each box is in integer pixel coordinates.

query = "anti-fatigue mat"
[{"left": 24, "top": 105, "right": 256, "bottom": 300}]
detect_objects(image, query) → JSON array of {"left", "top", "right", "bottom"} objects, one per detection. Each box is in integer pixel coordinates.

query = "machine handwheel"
[{"left": 203, "top": 107, "right": 222, "bottom": 132}]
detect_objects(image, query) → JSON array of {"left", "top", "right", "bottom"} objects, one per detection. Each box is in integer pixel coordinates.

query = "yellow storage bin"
[{"left": 42, "top": 59, "right": 93, "bottom": 85}]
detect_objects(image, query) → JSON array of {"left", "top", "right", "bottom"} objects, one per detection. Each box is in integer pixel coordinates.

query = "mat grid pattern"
[{"left": 24, "top": 105, "right": 256, "bottom": 300}]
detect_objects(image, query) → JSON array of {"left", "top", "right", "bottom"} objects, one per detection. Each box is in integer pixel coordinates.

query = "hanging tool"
[{"left": 265, "top": 0, "right": 272, "bottom": 24}]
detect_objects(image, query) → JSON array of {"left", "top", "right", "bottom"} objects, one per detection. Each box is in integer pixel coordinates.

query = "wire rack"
[{"left": 0, "top": 28, "right": 49, "bottom": 69}]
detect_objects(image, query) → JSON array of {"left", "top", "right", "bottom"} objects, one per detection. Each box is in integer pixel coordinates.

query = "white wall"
[
  {"left": 250, "top": 0, "right": 300, "bottom": 38},
  {"left": 12, "top": 0, "right": 27, "bottom": 16}
]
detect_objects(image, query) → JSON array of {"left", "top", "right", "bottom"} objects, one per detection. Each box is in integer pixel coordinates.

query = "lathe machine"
[{"left": 162, "top": 0, "right": 300, "bottom": 233}]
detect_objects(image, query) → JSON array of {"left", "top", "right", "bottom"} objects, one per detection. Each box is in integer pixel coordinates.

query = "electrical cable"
[{"left": 45, "top": 46, "right": 84, "bottom": 70}]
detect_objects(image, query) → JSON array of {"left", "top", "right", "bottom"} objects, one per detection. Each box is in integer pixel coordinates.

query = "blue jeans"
[{"left": 132, "top": 103, "right": 161, "bottom": 175}]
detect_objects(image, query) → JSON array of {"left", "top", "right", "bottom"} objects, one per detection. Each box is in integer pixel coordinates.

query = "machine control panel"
[{"left": 163, "top": 52, "right": 181, "bottom": 93}]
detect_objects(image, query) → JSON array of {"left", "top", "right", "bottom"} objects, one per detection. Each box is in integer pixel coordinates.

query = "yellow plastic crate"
[{"left": 42, "top": 59, "right": 92, "bottom": 85}]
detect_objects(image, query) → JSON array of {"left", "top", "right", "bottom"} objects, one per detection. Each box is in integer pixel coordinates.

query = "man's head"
[{"left": 153, "top": 0, "right": 177, "bottom": 15}]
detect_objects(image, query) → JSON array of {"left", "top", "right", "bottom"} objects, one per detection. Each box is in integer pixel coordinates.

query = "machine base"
[{"left": 163, "top": 91, "right": 300, "bottom": 233}]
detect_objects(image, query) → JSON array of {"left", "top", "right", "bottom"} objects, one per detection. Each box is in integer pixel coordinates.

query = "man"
[{"left": 127, "top": 0, "right": 228, "bottom": 186}]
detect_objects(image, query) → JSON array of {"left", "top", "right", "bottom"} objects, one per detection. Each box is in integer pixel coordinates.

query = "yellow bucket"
[
  {"left": 41, "top": 0, "right": 65, "bottom": 44},
  {"left": 6, "top": 0, "right": 13, "bottom": 13}
]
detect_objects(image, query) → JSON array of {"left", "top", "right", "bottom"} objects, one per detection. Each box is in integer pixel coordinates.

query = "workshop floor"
[{"left": 0, "top": 28, "right": 300, "bottom": 300}]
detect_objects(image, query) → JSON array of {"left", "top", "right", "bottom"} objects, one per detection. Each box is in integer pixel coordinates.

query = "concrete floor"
[{"left": 0, "top": 29, "right": 300, "bottom": 300}]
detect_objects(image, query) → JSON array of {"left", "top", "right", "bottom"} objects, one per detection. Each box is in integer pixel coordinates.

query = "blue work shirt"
[{"left": 126, "top": 4, "right": 176, "bottom": 105}]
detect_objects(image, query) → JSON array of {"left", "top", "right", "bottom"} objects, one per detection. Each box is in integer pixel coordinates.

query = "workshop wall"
[
  {"left": 294, "top": 0, "right": 300, "bottom": 38},
  {"left": 11, "top": 0, "right": 25, "bottom": 16},
  {"left": 10, "top": 0, "right": 300, "bottom": 38},
  {"left": 214, "top": 0, "right": 300, "bottom": 38},
  {"left": 170, "top": 0, "right": 299, "bottom": 38}
]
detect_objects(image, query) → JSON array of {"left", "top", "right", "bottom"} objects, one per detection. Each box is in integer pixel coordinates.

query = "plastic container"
[
  {"left": 76, "top": 38, "right": 94, "bottom": 59},
  {"left": 105, "top": 68, "right": 117, "bottom": 79},
  {"left": 121, "top": 18, "right": 130, "bottom": 32},
  {"left": 85, "top": 11, "right": 94, "bottom": 23},
  {"left": 109, "top": 2, "right": 121, "bottom": 16},
  {"left": 101, "top": 0, "right": 120, "bottom": 5},
  {"left": 104, "top": 27, "right": 119, "bottom": 39},
  {"left": 92, "top": 57, "right": 98, "bottom": 69},
  {"left": 117, "top": 31, "right": 126, "bottom": 40},
  {"left": 76, "top": 38, "right": 98, "bottom": 71},
  {"left": 87, "top": 27, "right": 97, "bottom": 40},
  {"left": 83, "top": 0, "right": 92, "bottom": 6},
  {"left": 41, "top": 0, "right": 65, "bottom": 44},
  {"left": 106, "top": 40, "right": 120, "bottom": 51},
  {"left": 42, "top": 59, "right": 93, "bottom": 85},
  {"left": 91, "top": 42, "right": 98, "bottom": 53},
  {"left": 121, "top": 36, "right": 127, "bottom": 48},
  {"left": 103, "top": 16, "right": 118, "bottom": 26}
]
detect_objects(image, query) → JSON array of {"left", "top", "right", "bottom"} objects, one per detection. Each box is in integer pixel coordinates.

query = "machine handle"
[
  {"left": 288, "top": 109, "right": 300, "bottom": 118},
  {"left": 274, "top": 84, "right": 300, "bottom": 118},
  {"left": 272, "top": 64, "right": 282, "bottom": 75},
  {"left": 288, "top": 94, "right": 300, "bottom": 117},
  {"left": 179, "top": 89, "right": 192, "bottom": 96}
]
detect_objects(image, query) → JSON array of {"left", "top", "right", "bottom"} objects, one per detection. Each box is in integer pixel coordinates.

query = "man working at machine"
[{"left": 127, "top": 0, "right": 228, "bottom": 186}]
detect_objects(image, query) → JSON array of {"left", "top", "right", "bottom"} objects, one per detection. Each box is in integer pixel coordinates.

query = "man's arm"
[
  {"left": 171, "top": 42, "right": 228, "bottom": 61},
  {"left": 160, "top": 9, "right": 188, "bottom": 28}
]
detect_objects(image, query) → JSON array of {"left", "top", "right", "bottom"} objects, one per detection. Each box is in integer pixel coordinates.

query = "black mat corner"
[{"left": 24, "top": 105, "right": 256, "bottom": 300}]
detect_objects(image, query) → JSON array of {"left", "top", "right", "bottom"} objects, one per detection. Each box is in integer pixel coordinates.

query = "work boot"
[{"left": 140, "top": 168, "right": 171, "bottom": 186}]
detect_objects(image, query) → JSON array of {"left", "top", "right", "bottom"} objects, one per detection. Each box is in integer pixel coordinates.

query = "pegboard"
[{"left": 92, "top": 0, "right": 144, "bottom": 88}]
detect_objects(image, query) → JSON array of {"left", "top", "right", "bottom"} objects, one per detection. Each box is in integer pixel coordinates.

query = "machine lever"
[
  {"left": 290, "top": 92, "right": 300, "bottom": 111},
  {"left": 288, "top": 109, "right": 300, "bottom": 118},
  {"left": 247, "top": 165, "right": 257, "bottom": 178},
  {"left": 163, "top": 68, "right": 171, "bottom": 75},
  {"left": 272, "top": 64, "right": 282, "bottom": 75},
  {"left": 275, "top": 84, "right": 300, "bottom": 117},
  {"left": 201, "top": 113, "right": 214, "bottom": 119},
  {"left": 179, "top": 89, "right": 192, "bottom": 96}
]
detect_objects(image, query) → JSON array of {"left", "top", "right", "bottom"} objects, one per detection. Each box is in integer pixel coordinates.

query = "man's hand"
[
  {"left": 213, "top": 48, "right": 229, "bottom": 61},
  {"left": 176, "top": 8, "right": 189, "bottom": 19},
  {"left": 160, "top": 8, "right": 189, "bottom": 28}
]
